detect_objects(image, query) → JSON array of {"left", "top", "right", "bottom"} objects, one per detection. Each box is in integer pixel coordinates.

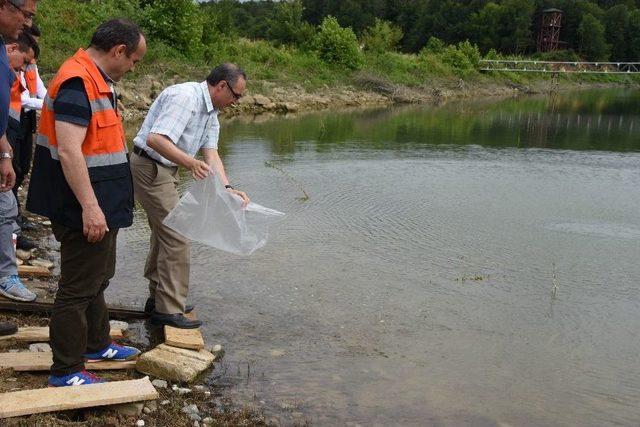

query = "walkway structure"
[{"left": 480, "top": 60, "right": 640, "bottom": 74}]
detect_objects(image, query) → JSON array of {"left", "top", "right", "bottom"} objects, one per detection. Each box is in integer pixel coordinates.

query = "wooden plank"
[
  {"left": 164, "top": 311, "right": 205, "bottom": 350},
  {"left": 0, "top": 377, "right": 158, "bottom": 418},
  {"left": 0, "top": 298, "right": 147, "bottom": 320},
  {"left": 0, "top": 352, "right": 137, "bottom": 371},
  {"left": 0, "top": 327, "right": 124, "bottom": 342},
  {"left": 18, "top": 265, "right": 52, "bottom": 277}
]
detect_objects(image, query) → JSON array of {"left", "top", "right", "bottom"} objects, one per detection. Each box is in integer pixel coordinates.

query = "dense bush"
[{"left": 314, "top": 16, "right": 363, "bottom": 70}]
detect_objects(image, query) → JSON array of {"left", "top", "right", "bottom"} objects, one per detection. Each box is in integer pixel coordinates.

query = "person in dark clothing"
[{"left": 0, "top": 0, "right": 39, "bottom": 303}]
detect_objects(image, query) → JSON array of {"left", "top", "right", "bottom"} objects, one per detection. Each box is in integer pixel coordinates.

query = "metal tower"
[{"left": 537, "top": 8, "right": 563, "bottom": 52}]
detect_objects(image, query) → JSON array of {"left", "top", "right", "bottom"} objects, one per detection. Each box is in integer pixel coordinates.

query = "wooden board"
[
  {"left": 0, "top": 377, "right": 158, "bottom": 418},
  {"left": 164, "top": 311, "right": 205, "bottom": 350},
  {"left": 0, "top": 327, "right": 124, "bottom": 342},
  {"left": 0, "top": 297, "right": 147, "bottom": 320},
  {"left": 0, "top": 352, "right": 137, "bottom": 371},
  {"left": 18, "top": 265, "right": 52, "bottom": 277}
]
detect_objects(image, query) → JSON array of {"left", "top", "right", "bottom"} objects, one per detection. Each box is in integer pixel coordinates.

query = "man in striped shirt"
[{"left": 131, "top": 63, "right": 249, "bottom": 329}]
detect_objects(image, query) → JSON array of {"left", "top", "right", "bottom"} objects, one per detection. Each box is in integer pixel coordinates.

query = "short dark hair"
[
  {"left": 89, "top": 19, "right": 143, "bottom": 55},
  {"left": 26, "top": 22, "right": 40, "bottom": 37},
  {"left": 206, "top": 63, "right": 246, "bottom": 87},
  {"left": 15, "top": 32, "right": 38, "bottom": 58}
]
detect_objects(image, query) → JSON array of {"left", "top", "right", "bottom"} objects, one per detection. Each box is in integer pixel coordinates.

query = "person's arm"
[
  {"left": 21, "top": 88, "right": 43, "bottom": 110},
  {"left": 35, "top": 68, "right": 46, "bottom": 99},
  {"left": 55, "top": 121, "right": 107, "bottom": 242},
  {"left": 146, "top": 132, "right": 210, "bottom": 180},
  {"left": 202, "top": 148, "right": 249, "bottom": 206},
  {"left": 0, "top": 134, "right": 15, "bottom": 191}
]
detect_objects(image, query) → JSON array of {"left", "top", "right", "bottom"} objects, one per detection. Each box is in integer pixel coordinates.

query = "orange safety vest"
[
  {"left": 24, "top": 62, "right": 38, "bottom": 97},
  {"left": 8, "top": 72, "right": 24, "bottom": 123},
  {"left": 26, "top": 48, "right": 134, "bottom": 229}
]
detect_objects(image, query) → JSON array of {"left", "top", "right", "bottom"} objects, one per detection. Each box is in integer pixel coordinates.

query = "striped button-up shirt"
[{"left": 133, "top": 81, "right": 219, "bottom": 167}]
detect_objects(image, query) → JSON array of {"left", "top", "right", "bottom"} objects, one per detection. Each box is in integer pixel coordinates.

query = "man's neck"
[{"left": 85, "top": 47, "right": 114, "bottom": 82}]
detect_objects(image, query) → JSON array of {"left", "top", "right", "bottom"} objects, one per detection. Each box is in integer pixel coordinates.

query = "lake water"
[{"left": 110, "top": 89, "right": 640, "bottom": 426}]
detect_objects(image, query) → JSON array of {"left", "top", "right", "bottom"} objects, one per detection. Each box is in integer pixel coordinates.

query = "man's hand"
[
  {"left": 0, "top": 159, "right": 15, "bottom": 192},
  {"left": 228, "top": 188, "right": 250, "bottom": 207},
  {"left": 189, "top": 158, "right": 211, "bottom": 180},
  {"left": 82, "top": 204, "right": 109, "bottom": 243}
]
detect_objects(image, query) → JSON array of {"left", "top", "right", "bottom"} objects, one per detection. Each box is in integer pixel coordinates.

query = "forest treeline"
[
  {"left": 219, "top": 0, "right": 640, "bottom": 62},
  {"left": 37, "top": 0, "right": 640, "bottom": 89}
]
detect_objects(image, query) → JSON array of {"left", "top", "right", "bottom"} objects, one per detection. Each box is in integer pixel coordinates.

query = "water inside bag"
[{"left": 163, "top": 174, "right": 284, "bottom": 255}]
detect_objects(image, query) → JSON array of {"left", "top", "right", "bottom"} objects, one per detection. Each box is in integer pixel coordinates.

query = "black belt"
[{"left": 133, "top": 145, "right": 161, "bottom": 164}]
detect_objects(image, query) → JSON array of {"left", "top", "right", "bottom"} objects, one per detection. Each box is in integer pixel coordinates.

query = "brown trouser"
[
  {"left": 130, "top": 151, "right": 190, "bottom": 314},
  {"left": 50, "top": 223, "right": 117, "bottom": 376}
]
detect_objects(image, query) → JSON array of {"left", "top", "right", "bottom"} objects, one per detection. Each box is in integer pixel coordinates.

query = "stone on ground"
[
  {"left": 29, "top": 343, "right": 51, "bottom": 352},
  {"left": 136, "top": 344, "right": 215, "bottom": 383},
  {"left": 109, "top": 320, "right": 129, "bottom": 331},
  {"left": 151, "top": 379, "right": 168, "bottom": 389},
  {"left": 111, "top": 401, "right": 144, "bottom": 416}
]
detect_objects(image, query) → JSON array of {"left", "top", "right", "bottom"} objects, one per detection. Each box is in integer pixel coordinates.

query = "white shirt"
[{"left": 20, "top": 64, "right": 46, "bottom": 111}]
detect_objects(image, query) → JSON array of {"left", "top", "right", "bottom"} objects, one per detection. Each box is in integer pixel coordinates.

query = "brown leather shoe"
[{"left": 0, "top": 321, "right": 18, "bottom": 336}]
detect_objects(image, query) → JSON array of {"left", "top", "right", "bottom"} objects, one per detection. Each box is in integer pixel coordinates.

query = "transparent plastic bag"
[{"left": 163, "top": 174, "right": 284, "bottom": 255}]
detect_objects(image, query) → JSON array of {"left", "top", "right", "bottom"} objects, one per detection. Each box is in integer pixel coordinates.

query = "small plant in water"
[
  {"left": 265, "top": 161, "right": 310, "bottom": 201},
  {"left": 551, "top": 263, "right": 559, "bottom": 300}
]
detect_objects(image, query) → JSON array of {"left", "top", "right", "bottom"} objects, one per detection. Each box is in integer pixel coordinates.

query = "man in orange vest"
[{"left": 26, "top": 19, "right": 146, "bottom": 387}]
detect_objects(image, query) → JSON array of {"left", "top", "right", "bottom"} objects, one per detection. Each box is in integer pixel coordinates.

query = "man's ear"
[
  {"left": 5, "top": 43, "right": 18, "bottom": 55},
  {"left": 112, "top": 44, "right": 127, "bottom": 58}
]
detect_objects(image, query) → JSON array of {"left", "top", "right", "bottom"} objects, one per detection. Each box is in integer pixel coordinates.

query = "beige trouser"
[{"left": 130, "top": 152, "right": 190, "bottom": 314}]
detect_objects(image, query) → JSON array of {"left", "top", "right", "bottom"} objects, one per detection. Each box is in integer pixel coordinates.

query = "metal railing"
[{"left": 480, "top": 60, "right": 640, "bottom": 74}]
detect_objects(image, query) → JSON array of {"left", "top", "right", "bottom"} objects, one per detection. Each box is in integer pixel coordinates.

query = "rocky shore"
[{"left": 115, "top": 72, "right": 638, "bottom": 121}]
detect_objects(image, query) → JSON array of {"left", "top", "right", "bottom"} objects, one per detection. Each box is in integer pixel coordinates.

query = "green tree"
[
  {"left": 360, "top": 18, "right": 403, "bottom": 53},
  {"left": 142, "top": 0, "right": 204, "bottom": 59},
  {"left": 267, "top": 0, "right": 316, "bottom": 49},
  {"left": 314, "top": 16, "right": 363, "bottom": 69},
  {"left": 577, "top": 13, "right": 610, "bottom": 60},
  {"left": 603, "top": 4, "right": 629, "bottom": 60},
  {"left": 627, "top": 9, "right": 640, "bottom": 60}
]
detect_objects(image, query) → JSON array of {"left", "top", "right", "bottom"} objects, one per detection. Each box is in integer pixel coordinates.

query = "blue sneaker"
[
  {"left": 83, "top": 342, "right": 140, "bottom": 362},
  {"left": 0, "top": 275, "right": 37, "bottom": 302},
  {"left": 48, "top": 370, "right": 105, "bottom": 387}
]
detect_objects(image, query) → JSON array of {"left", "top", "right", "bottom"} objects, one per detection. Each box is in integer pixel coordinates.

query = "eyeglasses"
[
  {"left": 223, "top": 80, "right": 243, "bottom": 101},
  {"left": 6, "top": 1, "right": 35, "bottom": 22}
]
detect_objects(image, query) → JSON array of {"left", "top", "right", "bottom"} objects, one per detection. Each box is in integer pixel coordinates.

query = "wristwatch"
[{"left": 0, "top": 152, "right": 12, "bottom": 160}]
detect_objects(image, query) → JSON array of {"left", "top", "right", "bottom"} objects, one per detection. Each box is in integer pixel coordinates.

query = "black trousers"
[
  {"left": 16, "top": 110, "right": 35, "bottom": 192},
  {"left": 50, "top": 223, "right": 118, "bottom": 376},
  {"left": 6, "top": 110, "right": 35, "bottom": 211}
]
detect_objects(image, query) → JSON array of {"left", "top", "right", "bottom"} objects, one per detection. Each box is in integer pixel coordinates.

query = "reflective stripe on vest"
[
  {"left": 37, "top": 48, "right": 127, "bottom": 168},
  {"left": 36, "top": 134, "right": 127, "bottom": 168},
  {"left": 25, "top": 63, "right": 38, "bottom": 97},
  {"left": 9, "top": 74, "right": 24, "bottom": 121}
]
